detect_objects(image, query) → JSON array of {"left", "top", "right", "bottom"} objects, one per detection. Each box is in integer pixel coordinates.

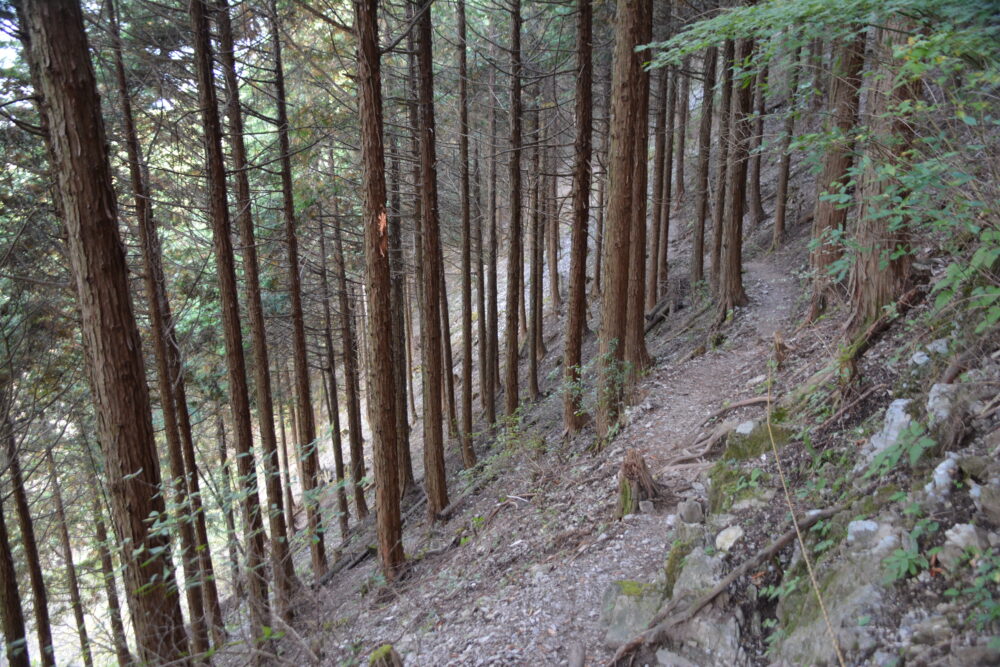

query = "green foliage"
[
  {"left": 944, "top": 550, "right": 1000, "bottom": 630},
  {"left": 883, "top": 518, "right": 939, "bottom": 582},
  {"left": 865, "top": 421, "right": 936, "bottom": 479}
]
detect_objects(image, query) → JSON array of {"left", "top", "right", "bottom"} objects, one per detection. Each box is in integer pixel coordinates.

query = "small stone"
[
  {"left": 656, "top": 648, "right": 698, "bottom": 666},
  {"left": 927, "top": 383, "right": 959, "bottom": 426},
  {"left": 747, "top": 374, "right": 767, "bottom": 387},
  {"left": 927, "top": 338, "right": 950, "bottom": 355},
  {"left": 846, "top": 520, "right": 879, "bottom": 545},
  {"left": 677, "top": 501, "right": 704, "bottom": 524},
  {"left": 939, "top": 523, "right": 989, "bottom": 570},
  {"left": 979, "top": 485, "right": 1000, "bottom": 525},
  {"left": 858, "top": 399, "right": 913, "bottom": 468},
  {"left": 911, "top": 350, "right": 931, "bottom": 366},
  {"left": 925, "top": 455, "right": 958, "bottom": 503},
  {"left": 715, "top": 525, "right": 744, "bottom": 552},
  {"left": 639, "top": 500, "right": 654, "bottom": 514},
  {"left": 735, "top": 420, "right": 756, "bottom": 436}
]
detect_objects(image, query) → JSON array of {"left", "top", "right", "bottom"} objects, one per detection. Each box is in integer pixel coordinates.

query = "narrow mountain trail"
[{"left": 285, "top": 234, "right": 812, "bottom": 667}]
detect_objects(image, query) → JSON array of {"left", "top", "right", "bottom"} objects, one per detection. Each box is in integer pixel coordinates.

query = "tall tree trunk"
[
  {"left": 333, "top": 212, "right": 371, "bottom": 519},
  {"left": 772, "top": 45, "right": 802, "bottom": 249},
  {"left": 16, "top": 1, "right": 190, "bottom": 660},
  {"left": 45, "top": 450, "right": 93, "bottom": 667},
  {"left": 319, "top": 227, "right": 351, "bottom": 538},
  {"left": 647, "top": 70, "right": 668, "bottom": 310},
  {"left": 809, "top": 32, "right": 866, "bottom": 319},
  {"left": 387, "top": 135, "right": 415, "bottom": 491},
  {"left": 415, "top": 0, "right": 450, "bottom": 517},
  {"left": 563, "top": 0, "right": 592, "bottom": 434},
  {"left": 625, "top": 0, "right": 653, "bottom": 373},
  {"left": 528, "top": 102, "right": 542, "bottom": 401},
  {"left": 545, "top": 94, "right": 562, "bottom": 311},
  {"left": 748, "top": 63, "right": 769, "bottom": 228},
  {"left": 597, "top": 0, "right": 645, "bottom": 438},
  {"left": 275, "top": 379, "right": 298, "bottom": 535},
  {"left": 355, "top": 0, "right": 405, "bottom": 579},
  {"left": 484, "top": 60, "right": 499, "bottom": 427},
  {"left": 108, "top": 0, "right": 210, "bottom": 650},
  {"left": 474, "top": 144, "right": 488, "bottom": 414},
  {"left": 717, "top": 38, "right": 756, "bottom": 318},
  {"left": 657, "top": 63, "right": 677, "bottom": 302},
  {"left": 847, "top": 21, "right": 918, "bottom": 335},
  {"left": 457, "top": 0, "right": 476, "bottom": 467},
  {"left": 691, "top": 46, "right": 718, "bottom": 284},
  {"left": 710, "top": 39, "right": 735, "bottom": 293},
  {"left": 215, "top": 411, "right": 245, "bottom": 600},
  {"left": 673, "top": 56, "right": 690, "bottom": 208},
  {"left": 89, "top": 484, "right": 133, "bottom": 667},
  {"left": 217, "top": 0, "right": 297, "bottom": 611},
  {"left": 0, "top": 473, "right": 29, "bottom": 667},
  {"left": 504, "top": 0, "right": 524, "bottom": 417},
  {"left": 269, "top": 0, "right": 326, "bottom": 581},
  {"left": 189, "top": 0, "right": 270, "bottom": 638},
  {"left": 439, "top": 260, "right": 459, "bottom": 440}
]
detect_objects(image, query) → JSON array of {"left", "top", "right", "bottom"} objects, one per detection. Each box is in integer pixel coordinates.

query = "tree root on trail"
[
  {"left": 700, "top": 396, "right": 772, "bottom": 426},
  {"left": 605, "top": 490, "right": 872, "bottom": 666}
]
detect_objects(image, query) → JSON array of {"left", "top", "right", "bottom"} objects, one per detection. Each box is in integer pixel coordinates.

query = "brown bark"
[
  {"left": 319, "top": 227, "right": 351, "bottom": 539},
  {"left": 710, "top": 39, "right": 735, "bottom": 293},
  {"left": 504, "top": 0, "right": 524, "bottom": 418},
  {"left": 647, "top": 70, "right": 668, "bottom": 310},
  {"left": 624, "top": 0, "right": 653, "bottom": 374},
  {"left": 614, "top": 449, "right": 660, "bottom": 519},
  {"left": 355, "top": 0, "right": 405, "bottom": 580},
  {"left": 484, "top": 59, "right": 500, "bottom": 427},
  {"left": 110, "top": 0, "right": 211, "bottom": 646},
  {"left": 528, "top": 103, "right": 542, "bottom": 401},
  {"left": 0, "top": 478, "right": 28, "bottom": 667},
  {"left": 809, "top": 32, "right": 866, "bottom": 318},
  {"left": 45, "top": 450, "right": 93, "bottom": 667},
  {"left": 748, "top": 63, "right": 769, "bottom": 227},
  {"left": 773, "top": 46, "right": 802, "bottom": 249},
  {"left": 415, "top": 0, "right": 450, "bottom": 517},
  {"left": 691, "top": 46, "right": 718, "bottom": 284},
  {"left": 89, "top": 486, "right": 132, "bottom": 667},
  {"left": 275, "top": 380, "right": 298, "bottom": 535},
  {"left": 215, "top": 412, "right": 244, "bottom": 599},
  {"left": 457, "top": 0, "right": 476, "bottom": 468},
  {"left": 847, "top": 21, "right": 918, "bottom": 334},
  {"left": 189, "top": 0, "right": 270, "bottom": 637},
  {"left": 717, "top": 39, "right": 756, "bottom": 317},
  {"left": 657, "top": 65, "right": 677, "bottom": 302},
  {"left": 439, "top": 258, "right": 459, "bottom": 440},
  {"left": 16, "top": 1, "right": 189, "bottom": 660},
  {"left": 218, "top": 0, "right": 297, "bottom": 612},
  {"left": 474, "top": 144, "right": 488, "bottom": 415},
  {"left": 563, "top": 0, "right": 592, "bottom": 434},
  {"left": 673, "top": 57, "right": 690, "bottom": 208},
  {"left": 597, "top": 0, "right": 645, "bottom": 438},
  {"left": 333, "top": 213, "right": 371, "bottom": 519}
]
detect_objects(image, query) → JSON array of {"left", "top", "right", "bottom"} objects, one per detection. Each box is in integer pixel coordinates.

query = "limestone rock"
[
  {"left": 857, "top": 399, "right": 913, "bottom": 469},
  {"left": 677, "top": 500, "right": 704, "bottom": 524},
  {"left": 715, "top": 525, "right": 744, "bottom": 552},
  {"left": 599, "top": 580, "right": 667, "bottom": 648},
  {"left": 939, "top": 523, "right": 989, "bottom": 571}
]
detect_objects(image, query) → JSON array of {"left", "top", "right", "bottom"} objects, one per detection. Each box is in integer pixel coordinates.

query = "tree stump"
[{"left": 615, "top": 449, "right": 660, "bottom": 519}]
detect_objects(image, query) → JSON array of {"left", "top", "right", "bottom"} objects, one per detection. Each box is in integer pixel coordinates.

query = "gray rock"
[
  {"left": 599, "top": 580, "right": 667, "bottom": 648},
  {"left": 927, "top": 383, "right": 959, "bottom": 426},
  {"left": 846, "top": 520, "right": 879, "bottom": 546},
  {"left": 567, "top": 642, "right": 585, "bottom": 667},
  {"left": 677, "top": 500, "right": 704, "bottom": 524},
  {"left": 979, "top": 485, "right": 1000, "bottom": 525},
  {"left": 857, "top": 399, "right": 913, "bottom": 469},
  {"left": 911, "top": 615, "right": 950, "bottom": 645},
  {"left": 715, "top": 525, "right": 744, "bottom": 552},
  {"left": 656, "top": 648, "right": 698, "bottom": 666},
  {"left": 639, "top": 500, "right": 654, "bottom": 514},
  {"left": 911, "top": 350, "right": 931, "bottom": 366},
  {"left": 735, "top": 420, "right": 756, "bottom": 436},
  {"left": 939, "top": 523, "right": 989, "bottom": 570},
  {"left": 927, "top": 338, "right": 950, "bottom": 355},
  {"left": 924, "top": 454, "right": 959, "bottom": 504},
  {"left": 673, "top": 547, "right": 724, "bottom": 599}
]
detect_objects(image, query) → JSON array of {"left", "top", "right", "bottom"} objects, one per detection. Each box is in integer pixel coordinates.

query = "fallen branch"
[
  {"left": 606, "top": 487, "right": 874, "bottom": 666},
  {"left": 815, "top": 383, "right": 885, "bottom": 432},
  {"left": 700, "top": 396, "right": 772, "bottom": 426}
]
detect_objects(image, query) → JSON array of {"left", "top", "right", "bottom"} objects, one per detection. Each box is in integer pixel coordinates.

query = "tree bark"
[
  {"left": 457, "top": 0, "right": 476, "bottom": 468},
  {"left": 474, "top": 144, "right": 488, "bottom": 416},
  {"left": 0, "top": 475, "right": 29, "bottom": 667},
  {"left": 710, "top": 39, "right": 735, "bottom": 293},
  {"left": 485, "top": 58, "right": 500, "bottom": 427},
  {"left": 772, "top": 46, "right": 802, "bottom": 249},
  {"left": 528, "top": 102, "right": 542, "bottom": 401},
  {"left": 504, "top": 0, "right": 524, "bottom": 418},
  {"left": 717, "top": 38, "right": 756, "bottom": 318},
  {"left": 673, "top": 56, "right": 690, "bottom": 208},
  {"left": 189, "top": 0, "right": 270, "bottom": 638},
  {"left": 748, "top": 63, "right": 769, "bottom": 228},
  {"left": 45, "top": 450, "right": 93, "bottom": 667},
  {"left": 215, "top": 411, "right": 245, "bottom": 600},
  {"left": 657, "top": 63, "right": 677, "bottom": 303},
  {"left": 647, "top": 70, "right": 668, "bottom": 310},
  {"left": 218, "top": 0, "right": 297, "bottom": 612},
  {"left": 809, "top": 32, "right": 866, "bottom": 318},
  {"left": 16, "top": 1, "right": 190, "bottom": 660},
  {"left": 89, "top": 484, "right": 133, "bottom": 667},
  {"left": 355, "top": 0, "right": 405, "bottom": 580},
  {"left": 563, "top": 0, "right": 592, "bottom": 434},
  {"left": 691, "top": 46, "right": 717, "bottom": 284}
]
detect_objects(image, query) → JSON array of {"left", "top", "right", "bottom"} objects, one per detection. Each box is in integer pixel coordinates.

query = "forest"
[{"left": 0, "top": 0, "right": 997, "bottom": 665}]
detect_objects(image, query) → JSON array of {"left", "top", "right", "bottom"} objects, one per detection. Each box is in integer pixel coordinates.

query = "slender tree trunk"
[
  {"left": 217, "top": 0, "right": 297, "bottom": 611},
  {"left": 847, "top": 21, "right": 918, "bottom": 335},
  {"left": 457, "top": 0, "right": 476, "bottom": 467},
  {"left": 810, "top": 38, "right": 826, "bottom": 109},
  {"left": 474, "top": 144, "right": 488, "bottom": 414},
  {"left": 597, "top": 0, "right": 645, "bottom": 438},
  {"left": 748, "top": 63, "right": 769, "bottom": 228},
  {"left": 0, "top": 475, "right": 29, "bottom": 667},
  {"left": 215, "top": 411, "right": 244, "bottom": 599},
  {"left": 189, "top": 0, "right": 270, "bottom": 638},
  {"left": 4, "top": 432, "right": 53, "bottom": 666},
  {"left": 17, "top": 1, "right": 190, "bottom": 660},
  {"left": 657, "top": 64, "right": 677, "bottom": 302},
  {"left": 691, "top": 45, "right": 717, "bottom": 284},
  {"left": 109, "top": 0, "right": 211, "bottom": 649},
  {"left": 673, "top": 56, "right": 690, "bottom": 208},
  {"left": 45, "top": 450, "right": 93, "bottom": 667},
  {"left": 319, "top": 228, "right": 351, "bottom": 538},
  {"left": 647, "top": 70, "right": 668, "bottom": 310},
  {"left": 545, "top": 100, "right": 561, "bottom": 311},
  {"left": 563, "top": 0, "right": 592, "bottom": 433},
  {"left": 387, "top": 135, "right": 415, "bottom": 491},
  {"left": 333, "top": 213, "right": 371, "bottom": 519},
  {"left": 504, "top": 0, "right": 524, "bottom": 417},
  {"left": 809, "top": 32, "right": 866, "bottom": 319},
  {"left": 528, "top": 103, "right": 542, "bottom": 400},
  {"left": 625, "top": 0, "right": 653, "bottom": 372},
  {"left": 355, "top": 0, "right": 405, "bottom": 579},
  {"left": 276, "top": 386, "right": 298, "bottom": 535},
  {"left": 484, "top": 61, "right": 499, "bottom": 427},
  {"left": 404, "top": 276, "right": 418, "bottom": 420},
  {"left": 710, "top": 39, "right": 735, "bottom": 293},
  {"left": 772, "top": 46, "right": 802, "bottom": 249},
  {"left": 89, "top": 482, "right": 133, "bottom": 667},
  {"left": 717, "top": 38, "right": 756, "bottom": 318}
]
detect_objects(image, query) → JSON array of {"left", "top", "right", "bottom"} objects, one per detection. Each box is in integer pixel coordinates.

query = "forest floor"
[{"left": 245, "top": 215, "right": 824, "bottom": 667}]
